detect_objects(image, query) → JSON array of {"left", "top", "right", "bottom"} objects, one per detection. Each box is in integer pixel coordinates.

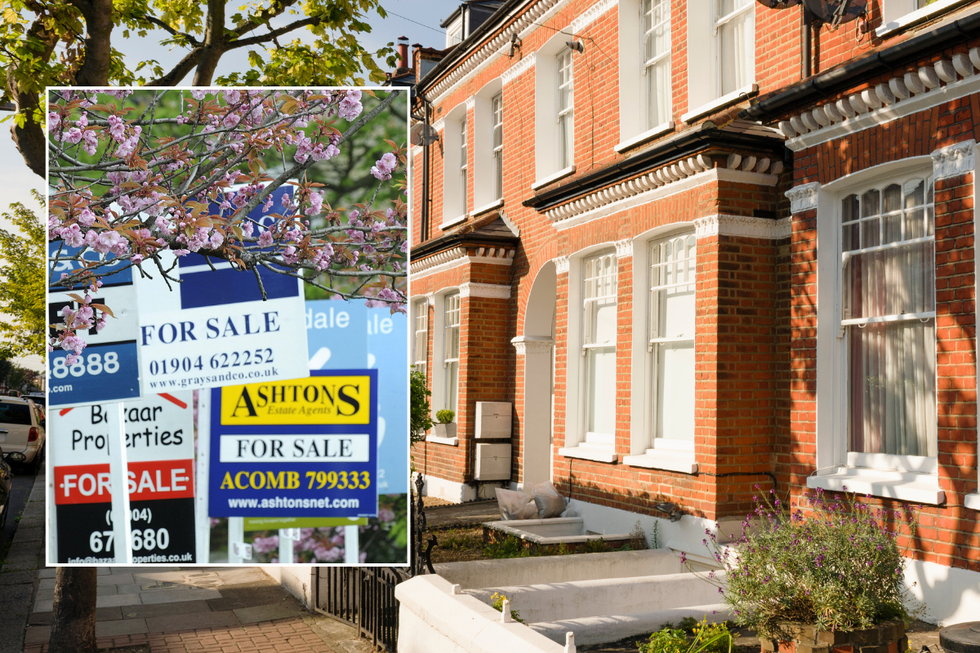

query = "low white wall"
[
  {"left": 435, "top": 549, "right": 685, "bottom": 589},
  {"left": 262, "top": 566, "right": 314, "bottom": 607},
  {"left": 468, "top": 571, "right": 726, "bottom": 624},
  {"left": 905, "top": 557, "right": 980, "bottom": 625},
  {"left": 533, "top": 603, "right": 730, "bottom": 646},
  {"left": 396, "top": 574, "right": 566, "bottom": 653}
]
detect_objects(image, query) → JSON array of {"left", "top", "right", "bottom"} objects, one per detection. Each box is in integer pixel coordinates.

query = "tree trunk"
[
  {"left": 48, "top": 567, "right": 99, "bottom": 653},
  {"left": 68, "top": 0, "right": 115, "bottom": 86}
]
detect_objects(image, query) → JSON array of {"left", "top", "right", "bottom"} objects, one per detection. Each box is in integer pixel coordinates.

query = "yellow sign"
[{"left": 220, "top": 376, "right": 371, "bottom": 425}]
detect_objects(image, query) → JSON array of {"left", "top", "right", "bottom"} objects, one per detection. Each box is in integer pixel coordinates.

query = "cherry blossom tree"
[{"left": 47, "top": 87, "right": 407, "bottom": 364}]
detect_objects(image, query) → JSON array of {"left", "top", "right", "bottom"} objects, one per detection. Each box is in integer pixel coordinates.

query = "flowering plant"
[
  {"left": 47, "top": 88, "right": 407, "bottom": 363},
  {"left": 696, "top": 488, "right": 921, "bottom": 640}
]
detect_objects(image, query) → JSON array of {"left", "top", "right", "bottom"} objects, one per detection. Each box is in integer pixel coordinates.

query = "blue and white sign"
[
  {"left": 208, "top": 369, "right": 379, "bottom": 518},
  {"left": 48, "top": 242, "right": 142, "bottom": 408}
]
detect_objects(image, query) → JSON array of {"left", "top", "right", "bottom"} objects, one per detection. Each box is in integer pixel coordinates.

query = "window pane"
[
  {"left": 718, "top": 9, "right": 751, "bottom": 95},
  {"left": 848, "top": 319, "right": 936, "bottom": 457},
  {"left": 657, "top": 341, "right": 695, "bottom": 440},
  {"left": 587, "top": 347, "right": 617, "bottom": 434},
  {"left": 844, "top": 241, "right": 935, "bottom": 320}
]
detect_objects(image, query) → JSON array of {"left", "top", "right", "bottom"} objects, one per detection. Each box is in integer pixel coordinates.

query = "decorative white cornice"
[
  {"left": 410, "top": 246, "right": 516, "bottom": 281},
  {"left": 460, "top": 282, "right": 511, "bottom": 299},
  {"left": 426, "top": 292, "right": 435, "bottom": 307},
  {"left": 511, "top": 336, "right": 555, "bottom": 356},
  {"left": 781, "top": 48, "right": 980, "bottom": 152},
  {"left": 554, "top": 256, "right": 570, "bottom": 274},
  {"left": 786, "top": 182, "right": 820, "bottom": 215},
  {"left": 432, "top": 117, "right": 445, "bottom": 133},
  {"left": 410, "top": 145, "right": 422, "bottom": 159},
  {"left": 465, "top": 97, "right": 477, "bottom": 111},
  {"left": 931, "top": 139, "right": 976, "bottom": 181},
  {"left": 694, "top": 214, "right": 793, "bottom": 241},
  {"left": 615, "top": 239, "right": 633, "bottom": 258},
  {"left": 501, "top": 52, "right": 536, "bottom": 85},
  {"left": 570, "top": 0, "right": 618, "bottom": 34}
]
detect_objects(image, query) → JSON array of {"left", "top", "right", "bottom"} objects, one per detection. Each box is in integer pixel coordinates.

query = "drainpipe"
[
  {"left": 801, "top": 4, "right": 812, "bottom": 80},
  {"left": 411, "top": 72, "right": 433, "bottom": 241}
]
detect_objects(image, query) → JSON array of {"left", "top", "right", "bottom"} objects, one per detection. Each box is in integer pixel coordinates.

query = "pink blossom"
[{"left": 257, "top": 230, "right": 274, "bottom": 248}]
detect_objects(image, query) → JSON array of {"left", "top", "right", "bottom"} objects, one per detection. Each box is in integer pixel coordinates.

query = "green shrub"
[
  {"left": 484, "top": 535, "right": 534, "bottom": 559},
  {"left": 583, "top": 537, "right": 608, "bottom": 553},
  {"left": 692, "top": 488, "right": 921, "bottom": 639},
  {"left": 409, "top": 370, "right": 432, "bottom": 444},
  {"left": 637, "top": 618, "right": 732, "bottom": 653},
  {"left": 490, "top": 592, "right": 524, "bottom": 623},
  {"left": 435, "top": 409, "right": 455, "bottom": 424}
]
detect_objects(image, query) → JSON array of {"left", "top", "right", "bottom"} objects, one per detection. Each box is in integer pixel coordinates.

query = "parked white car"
[{"left": 0, "top": 397, "right": 46, "bottom": 474}]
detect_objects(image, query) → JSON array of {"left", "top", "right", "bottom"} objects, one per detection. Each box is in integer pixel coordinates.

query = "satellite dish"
[
  {"left": 803, "top": 0, "right": 867, "bottom": 27},
  {"left": 410, "top": 122, "right": 440, "bottom": 146},
  {"left": 756, "top": 0, "right": 802, "bottom": 8}
]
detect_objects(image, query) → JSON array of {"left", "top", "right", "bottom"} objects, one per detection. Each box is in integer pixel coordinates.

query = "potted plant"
[
  {"left": 692, "top": 487, "right": 923, "bottom": 653},
  {"left": 433, "top": 409, "right": 456, "bottom": 439}
]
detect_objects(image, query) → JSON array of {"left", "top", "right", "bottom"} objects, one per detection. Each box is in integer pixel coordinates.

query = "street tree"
[
  {"left": 45, "top": 87, "right": 406, "bottom": 653},
  {"left": 1, "top": 0, "right": 397, "bottom": 177},
  {"left": 0, "top": 192, "right": 45, "bottom": 359}
]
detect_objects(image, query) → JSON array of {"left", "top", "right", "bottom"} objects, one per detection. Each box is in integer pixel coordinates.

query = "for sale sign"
[
  {"left": 208, "top": 370, "right": 378, "bottom": 518},
  {"left": 50, "top": 392, "right": 197, "bottom": 563},
  {"left": 48, "top": 242, "right": 142, "bottom": 408}
]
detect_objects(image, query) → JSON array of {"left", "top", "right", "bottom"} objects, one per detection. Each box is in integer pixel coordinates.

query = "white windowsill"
[
  {"left": 426, "top": 435, "right": 459, "bottom": 446},
  {"left": 471, "top": 198, "right": 503, "bottom": 217},
  {"left": 966, "top": 493, "right": 980, "bottom": 511},
  {"left": 614, "top": 122, "right": 675, "bottom": 154},
  {"left": 531, "top": 166, "right": 576, "bottom": 191},
  {"left": 806, "top": 467, "right": 945, "bottom": 505},
  {"left": 681, "top": 84, "right": 759, "bottom": 124},
  {"left": 559, "top": 444, "right": 619, "bottom": 464},
  {"left": 623, "top": 450, "right": 698, "bottom": 474},
  {"left": 439, "top": 213, "right": 467, "bottom": 230},
  {"left": 876, "top": 0, "right": 976, "bottom": 38}
]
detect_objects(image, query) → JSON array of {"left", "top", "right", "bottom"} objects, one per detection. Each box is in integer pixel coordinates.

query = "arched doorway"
[{"left": 512, "top": 262, "right": 556, "bottom": 487}]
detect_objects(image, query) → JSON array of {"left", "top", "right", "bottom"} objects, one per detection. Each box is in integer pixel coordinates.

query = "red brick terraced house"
[{"left": 406, "top": 0, "right": 980, "bottom": 623}]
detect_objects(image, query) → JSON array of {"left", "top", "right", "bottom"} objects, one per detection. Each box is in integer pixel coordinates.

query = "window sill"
[
  {"left": 439, "top": 214, "right": 467, "bottom": 230},
  {"left": 558, "top": 444, "right": 618, "bottom": 464},
  {"left": 965, "top": 493, "right": 980, "bottom": 511},
  {"left": 875, "top": 0, "right": 975, "bottom": 38},
  {"left": 623, "top": 451, "right": 697, "bottom": 474},
  {"left": 681, "top": 85, "right": 759, "bottom": 124},
  {"left": 471, "top": 198, "right": 503, "bottom": 217},
  {"left": 614, "top": 122, "right": 675, "bottom": 154},
  {"left": 806, "top": 467, "right": 945, "bottom": 505},
  {"left": 426, "top": 435, "right": 459, "bottom": 446},
  {"left": 531, "top": 166, "right": 576, "bottom": 191}
]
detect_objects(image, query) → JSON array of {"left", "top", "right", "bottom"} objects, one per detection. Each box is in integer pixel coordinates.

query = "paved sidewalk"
[{"left": 0, "top": 467, "right": 374, "bottom": 653}]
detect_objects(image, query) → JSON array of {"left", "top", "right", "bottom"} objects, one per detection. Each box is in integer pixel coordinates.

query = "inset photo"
[{"left": 45, "top": 88, "right": 409, "bottom": 566}]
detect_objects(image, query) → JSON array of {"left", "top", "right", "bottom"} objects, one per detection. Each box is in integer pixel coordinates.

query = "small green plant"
[
  {"left": 651, "top": 521, "right": 661, "bottom": 549},
  {"left": 583, "top": 537, "right": 608, "bottom": 553},
  {"left": 435, "top": 409, "right": 455, "bottom": 424},
  {"left": 440, "top": 528, "right": 480, "bottom": 551},
  {"left": 490, "top": 592, "right": 524, "bottom": 623},
  {"left": 637, "top": 617, "right": 732, "bottom": 653},
  {"left": 410, "top": 370, "right": 432, "bottom": 444},
  {"left": 484, "top": 535, "right": 534, "bottom": 559}
]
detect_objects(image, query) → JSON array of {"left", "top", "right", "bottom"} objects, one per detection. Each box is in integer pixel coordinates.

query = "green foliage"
[
  {"left": 435, "top": 409, "right": 455, "bottom": 424},
  {"left": 651, "top": 521, "right": 662, "bottom": 549},
  {"left": 630, "top": 521, "right": 648, "bottom": 551},
  {"left": 583, "top": 537, "right": 608, "bottom": 553},
  {"left": 637, "top": 618, "right": 732, "bottom": 653},
  {"left": 439, "top": 528, "right": 481, "bottom": 551},
  {"left": 694, "top": 489, "right": 922, "bottom": 639},
  {"left": 0, "top": 192, "right": 45, "bottom": 358},
  {"left": 484, "top": 535, "right": 534, "bottom": 559},
  {"left": 490, "top": 592, "right": 524, "bottom": 624},
  {"left": 410, "top": 370, "right": 432, "bottom": 444}
]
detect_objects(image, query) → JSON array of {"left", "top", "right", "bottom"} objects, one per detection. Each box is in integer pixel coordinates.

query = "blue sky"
[{"left": 1, "top": 0, "right": 458, "bottom": 371}]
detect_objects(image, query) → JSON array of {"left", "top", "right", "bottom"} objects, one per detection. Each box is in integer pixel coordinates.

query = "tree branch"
[
  {"left": 227, "top": 16, "right": 322, "bottom": 50},
  {"left": 147, "top": 47, "right": 203, "bottom": 86}
]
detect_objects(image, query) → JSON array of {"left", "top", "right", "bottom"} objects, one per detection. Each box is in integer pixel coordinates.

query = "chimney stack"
[{"left": 397, "top": 36, "right": 410, "bottom": 71}]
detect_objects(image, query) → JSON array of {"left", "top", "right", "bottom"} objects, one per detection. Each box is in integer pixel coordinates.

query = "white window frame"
[
  {"left": 970, "top": 142, "right": 980, "bottom": 512},
  {"left": 446, "top": 16, "right": 464, "bottom": 47},
  {"left": 617, "top": 0, "right": 675, "bottom": 152},
  {"left": 556, "top": 47, "right": 574, "bottom": 171},
  {"left": 459, "top": 119, "right": 468, "bottom": 218},
  {"left": 682, "top": 0, "right": 757, "bottom": 124},
  {"left": 491, "top": 93, "right": 504, "bottom": 201},
  {"left": 559, "top": 248, "right": 620, "bottom": 463},
  {"left": 810, "top": 157, "right": 945, "bottom": 505},
  {"left": 533, "top": 33, "right": 577, "bottom": 188},
  {"left": 443, "top": 292, "right": 461, "bottom": 416},
  {"left": 625, "top": 228, "right": 698, "bottom": 473},
  {"left": 471, "top": 80, "right": 505, "bottom": 215},
  {"left": 876, "top": 0, "right": 975, "bottom": 38},
  {"left": 440, "top": 105, "right": 469, "bottom": 229},
  {"left": 413, "top": 298, "right": 428, "bottom": 375}
]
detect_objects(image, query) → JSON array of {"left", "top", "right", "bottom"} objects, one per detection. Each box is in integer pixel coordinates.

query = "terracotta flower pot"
[{"left": 761, "top": 620, "right": 908, "bottom": 653}]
